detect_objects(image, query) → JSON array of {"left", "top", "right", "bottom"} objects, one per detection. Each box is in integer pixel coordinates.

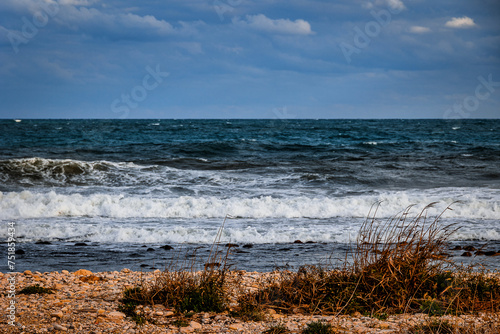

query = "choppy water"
[{"left": 1, "top": 119, "right": 499, "bottom": 272}]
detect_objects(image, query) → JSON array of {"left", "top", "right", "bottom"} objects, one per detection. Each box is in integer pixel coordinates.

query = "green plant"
[
  {"left": 231, "top": 306, "right": 265, "bottom": 322},
  {"left": 117, "top": 302, "right": 146, "bottom": 325},
  {"left": 301, "top": 320, "right": 333, "bottom": 334},
  {"left": 419, "top": 298, "right": 444, "bottom": 316},
  {"left": 365, "top": 312, "right": 389, "bottom": 320},
  {"left": 19, "top": 284, "right": 53, "bottom": 295},
  {"left": 118, "top": 288, "right": 147, "bottom": 325}
]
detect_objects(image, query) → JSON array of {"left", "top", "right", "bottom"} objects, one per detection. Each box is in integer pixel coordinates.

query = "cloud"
[
  {"left": 55, "top": 6, "right": 176, "bottom": 39},
  {"left": 386, "top": 0, "right": 405, "bottom": 11},
  {"left": 409, "top": 26, "right": 431, "bottom": 34},
  {"left": 59, "top": 0, "right": 97, "bottom": 5},
  {"left": 367, "top": 0, "right": 405, "bottom": 12},
  {"left": 445, "top": 16, "right": 476, "bottom": 29},
  {"left": 234, "top": 14, "right": 313, "bottom": 35}
]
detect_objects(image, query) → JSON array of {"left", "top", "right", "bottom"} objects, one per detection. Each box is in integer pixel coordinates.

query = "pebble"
[
  {"left": 51, "top": 311, "right": 64, "bottom": 319},
  {"left": 190, "top": 321, "right": 202, "bottom": 329},
  {"left": 53, "top": 324, "right": 67, "bottom": 331},
  {"left": 0, "top": 269, "right": 498, "bottom": 334},
  {"left": 73, "top": 269, "right": 92, "bottom": 276}
]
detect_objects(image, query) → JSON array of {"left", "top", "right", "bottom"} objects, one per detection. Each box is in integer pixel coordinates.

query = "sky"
[{"left": 0, "top": 0, "right": 499, "bottom": 119}]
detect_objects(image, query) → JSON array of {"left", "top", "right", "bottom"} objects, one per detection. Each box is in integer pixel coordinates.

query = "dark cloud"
[{"left": 0, "top": 0, "right": 499, "bottom": 119}]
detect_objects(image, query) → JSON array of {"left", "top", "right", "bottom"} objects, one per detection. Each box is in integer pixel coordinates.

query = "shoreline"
[
  {"left": 5, "top": 239, "right": 500, "bottom": 274},
  {"left": 1, "top": 269, "right": 499, "bottom": 333}
]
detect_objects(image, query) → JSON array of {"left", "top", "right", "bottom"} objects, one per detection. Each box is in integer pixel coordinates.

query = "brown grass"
[
  {"left": 119, "top": 205, "right": 500, "bottom": 325},
  {"left": 120, "top": 215, "right": 234, "bottom": 314},
  {"left": 234, "top": 203, "right": 500, "bottom": 318},
  {"left": 401, "top": 317, "right": 500, "bottom": 334}
]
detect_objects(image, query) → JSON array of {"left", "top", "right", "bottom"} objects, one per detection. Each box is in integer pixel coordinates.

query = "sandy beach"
[{"left": 1, "top": 269, "right": 499, "bottom": 334}]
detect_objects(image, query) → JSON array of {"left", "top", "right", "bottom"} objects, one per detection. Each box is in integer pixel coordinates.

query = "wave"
[
  {"left": 0, "top": 157, "right": 144, "bottom": 185},
  {"left": 6, "top": 216, "right": 500, "bottom": 244},
  {"left": 0, "top": 157, "right": 246, "bottom": 190},
  {"left": 1, "top": 189, "right": 499, "bottom": 220},
  {"left": 9, "top": 219, "right": 357, "bottom": 244}
]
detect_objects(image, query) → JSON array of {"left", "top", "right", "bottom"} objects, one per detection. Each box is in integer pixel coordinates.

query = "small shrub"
[
  {"left": 120, "top": 216, "right": 234, "bottom": 314},
  {"left": 19, "top": 284, "right": 53, "bottom": 295},
  {"left": 117, "top": 302, "right": 146, "bottom": 325},
  {"left": 420, "top": 298, "right": 444, "bottom": 316},
  {"left": 231, "top": 305, "right": 266, "bottom": 322},
  {"left": 370, "top": 312, "right": 389, "bottom": 320},
  {"left": 301, "top": 320, "right": 333, "bottom": 334},
  {"left": 122, "top": 287, "right": 145, "bottom": 304},
  {"left": 406, "top": 319, "right": 456, "bottom": 334},
  {"left": 233, "top": 289, "right": 266, "bottom": 321},
  {"left": 237, "top": 204, "right": 500, "bottom": 316},
  {"left": 405, "top": 319, "right": 500, "bottom": 334}
]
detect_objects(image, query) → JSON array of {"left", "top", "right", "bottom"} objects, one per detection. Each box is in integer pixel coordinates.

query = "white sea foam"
[
  {"left": 1, "top": 188, "right": 498, "bottom": 220},
  {"left": 6, "top": 216, "right": 500, "bottom": 244}
]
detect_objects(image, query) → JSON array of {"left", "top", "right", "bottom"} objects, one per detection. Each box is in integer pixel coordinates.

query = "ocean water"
[{"left": 0, "top": 119, "right": 499, "bottom": 272}]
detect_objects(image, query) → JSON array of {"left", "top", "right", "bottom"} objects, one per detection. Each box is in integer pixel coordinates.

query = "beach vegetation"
[
  {"left": 172, "top": 319, "right": 190, "bottom": 327},
  {"left": 119, "top": 206, "right": 500, "bottom": 326},
  {"left": 262, "top": 322, "right": 289, "bottom": 334},
  {"left": 19, "top": 284, "right": 53, "bottom": 295},
  {"left": 119, "top": 216, "right": 233, "bottom": 314},
  {"left": 301, "top": 320, "right": 334, "bottom": 334},
  {"left": 403, "top": 318, "right": 500, "bottom": 334},
  {"left": 235, "top": 203, "right": 500, "bottom": 316}
]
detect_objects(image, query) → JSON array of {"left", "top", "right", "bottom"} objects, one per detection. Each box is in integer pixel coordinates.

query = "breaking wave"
[{"left": 1, "top": 189, "right": 498, "bottom": 220}]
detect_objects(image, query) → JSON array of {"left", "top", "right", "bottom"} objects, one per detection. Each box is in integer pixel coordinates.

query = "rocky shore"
[{"left": 1, "top": 269, "right": 499, "bottom": 334}]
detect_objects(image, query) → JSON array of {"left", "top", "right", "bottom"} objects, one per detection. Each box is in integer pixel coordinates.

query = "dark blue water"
[{"left": 1, "top": 119, "right": 499, "bottom": 272}]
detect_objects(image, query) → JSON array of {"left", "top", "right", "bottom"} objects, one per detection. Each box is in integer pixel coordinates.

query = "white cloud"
[
  {"left": 409, "top": 26, "right": 431, "bottom": 34},
  {"left": 369, "top": 0, "right": 405, "bottom": 11},
  {"left": 234, "top": 14, "right": 313, "bottom": 35},
  {"left": 445, "top": 16, "right": 476, "bottom": 29},
  {"left": 362, "top": 2, "right": 374, "bottom": 10},
  {"left": 386, "top": 0, "right": 405, "bottom": 11},
  {"left": 56, "top": 6, "right": 176, "bottom": 37},
  {"left": 58, "top": 0, "right": 98, "bottom": 5}
]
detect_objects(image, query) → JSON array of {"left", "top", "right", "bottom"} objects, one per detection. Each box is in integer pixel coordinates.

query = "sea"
[{"left": 0, "top": 119, "right": 499, "bottom": 273}]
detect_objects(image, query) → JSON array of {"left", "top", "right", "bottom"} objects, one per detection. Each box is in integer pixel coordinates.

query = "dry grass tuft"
[
  {"left": 120, "top": 215, "right": 234, "bottom": 314},
  {"left": 401, "top": 318, "right": 500, "bottom": 334},
  {"left": 235, "top": 203, "right": 500, "bottom": 317}
]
